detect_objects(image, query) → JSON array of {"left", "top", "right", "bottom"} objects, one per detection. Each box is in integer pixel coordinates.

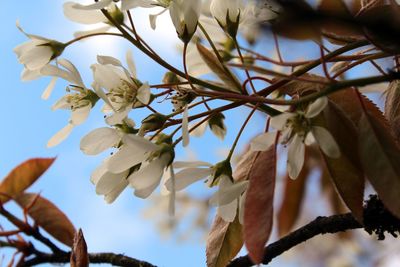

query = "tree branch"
[
  {"left": 23, "top": 252, "right": 157, "bottom": 267},
  {"left": 228, "top": 195, "right": 400, "bottom": 267}
]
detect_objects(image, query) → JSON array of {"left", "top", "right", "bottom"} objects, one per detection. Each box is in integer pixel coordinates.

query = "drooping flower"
[
  {"left": 191, "top": 112, "right": 227, "bottom": 140},
  {"left": 39, "top": 59, "right": 99, "bottom": 147},
  {"left": 169, "top": 0, "right": 201, "bottom": 43},
  {"left": 251, "top": 97, "right": 340, "bottom": 179},
  {"left": 91, "top": 51, "right": 151, "bottom": 125},
  {"left": 14, "top": 22, "right": 65, "bottom": 71},
  {"left": 210, "top": 0, "right": 245, "bottom": 37}
]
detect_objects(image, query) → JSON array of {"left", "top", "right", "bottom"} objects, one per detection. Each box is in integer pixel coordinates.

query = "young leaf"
[
  {"left": 70, "top": 229, "right": 89, "bottom": 267},
  {"left": 206, "top": 215, "right": 243, "bottom": 267},
  {"left": 321, "top": 101, "right": 364, "bottom": 221},
  {"left": 243, "top": 144, "right": 277, "bottom": 264},
  {"left": 0, "top": 158, "right": 56, "bottom": 203},
  {"left": 277, "top": 162, "right": 309, "bottom": 237},
  {"left": 358, "top": 110, "right": 400, "bottom": 218},
  {"left": 196, "top": 43, "right": 242, "bottom": 93},
  {"left": 385, "top": 80, "right": 400, "bottom": 140},
  {"left": 15, "top": 193, "right": 76, "bottom": 247}
]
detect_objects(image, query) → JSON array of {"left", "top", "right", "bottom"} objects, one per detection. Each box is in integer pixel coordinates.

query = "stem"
[
  {"left": 226, "top": 105, "right": 259, "bottom": 161},
  {"left": 233, "top": 37, "right": 256, "bottom": 94},
  {"left": 64, "top": 32, "right": 124, "bottom": 47}
]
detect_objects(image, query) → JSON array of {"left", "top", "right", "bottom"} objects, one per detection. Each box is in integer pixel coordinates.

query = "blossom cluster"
[{"left": 14, "top": 0, "right": 340, "bottom": 224}]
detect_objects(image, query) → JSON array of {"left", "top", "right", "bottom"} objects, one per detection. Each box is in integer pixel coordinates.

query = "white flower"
[
  {"left": 80, "top": 127, "right": 124, "bottom": 155},
  {"left": 251, "top": 97, "right": 340, "bottom": 179},
  {"left": 91, "top": 158, "right": 130, "bottom": 204},
  {"left": 91, "top": 51, "right": 151, "bottom": 125},
  {"left": 210, "top": 0, "right": 244, "bottom": 37},
  {"left": 209, "top": 175, "right": 248, "bottom": 222},
  {"left": 42, "top": 60, "right": 98, "bottom": 147},
  {"left": 14, "top": 22, "right": 65, "bottom": 71},
  {"left": 169, "top": 0, "right": 201, "bottom": 43}
]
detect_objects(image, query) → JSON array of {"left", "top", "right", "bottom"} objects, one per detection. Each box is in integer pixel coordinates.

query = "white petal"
[
  {"left": 63, "top": 2, "right": 107, "bottom": 24},
  {"left": 105, "top": 106, "right": 131, "bottom": 125},
  {"left": 287, "top": 134, "right": 305, "bottom": 179},
  {"left": 57, "top": 59, "right": 84, "bottom": 87},
  {"left": 70, "top": 105, "right": 91, "bottom": 125},
  {"left": 312, "top": 126, "right": 340, "bottom": 158},
  {"left": 210, "top": 180, "right": 248, "bottom": 206},
  {"left": 182, "top": 105, "right": 189, "bottom": 147},
  {"left": 125, "top": 49, "right": 137, "bottom": 77},
  {"left": 104, "top": 178, "right": 129, "bottom": 204},
  {"left": 106, "top": 145, "right": 149, "bottom": 173},
  {"left": 47, "top": 123, "right": 74, "bottom": 147},
  {"left": 167, "top": 167, "right": 175, "bottom": 216},
  {"left": 72, "top": 0, "right": 112, "bottom": 10},
  {"left": 73, "top": 26, "right": 111, "bottom": 39},
  {"left": 21, "top": 68, "right": 42, "bottom": 81},
  {"left": 121, "top": 0, "right": 157, "bottom": 10},
  {"left": 91, "top": 161, "right": 107, "bottom": 185},
  {"left": 305, "top": 97, "right": 328, "bottom": 118},
  {"left": 97, "top": 55, "right": 123, "bottom": 67},
  {"left": 210, "top": 125, "right": 226, "bottom": 140},
  {"left": 80, "top": 127, "right": 120, "bottom": 155},
  {"left": 21, "top": 46, "right": 52, "bottom": 70},
  {"left": 128, "top": 155, "right": 167, "bottom": 190},
  {"left": 166, "top": 167, "right": 213, "bottom": 191},
  {"left": 270, "top": 112, "right": 295, "bottom": 130},
  {"left": 41, "top": 77, "right": 57, "bottom": 100},
  {"left": 136, "top": 82, "right": 151, "bottom": 104},
  {"left": 122, "top": 134, "right": 158, "bottom": 151},
  {"left": 190, "top": 120, "right": 207, "bottom": 137},
  {"left": 96, "top": 170, "right": 129, "bottom": 195},
  {"left": 217, "top": 199, "right": 237, "bottom": 223},
  {"left": 238, "top": 190, "right": 246, "bottom": 224},
  {"left": 250, "top": 132, "right": 276, "bottom": 151},
  {"left": 172, "top": 161, "right": 212, "bottom": 168},
  {"left": 133, "top": 182, "right": 159, "bottom": 198}
]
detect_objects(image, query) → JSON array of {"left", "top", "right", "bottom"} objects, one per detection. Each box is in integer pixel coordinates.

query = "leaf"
[
  {"left": 277, "top": 162, "right": 309, "bottom": 237},
  {"left": 70, "top": 229, "right": 89, "bottom": 267},
  {"left": 243, "top": 144, "right": 277, "bottom": 264},
  {"left": 206, "top": 215, "right": 243, "bottom": 267},
  {"left": 196, "top": 43, "right": 242, "bottom": 93},
  {"left": 0, "top": 158, "right": 56, "bottom": 203},
  {"left": 321, "top": 100, "right": 364, "bottom": 221},
  {"left": 385, "top": 80, "right": 400, "bottom": 140},
  {"left": 358, "top": 109, "right": 400, "bottom": 218},
  {"left": 15, "top": 193, "right": 76, "bottom": 247}
]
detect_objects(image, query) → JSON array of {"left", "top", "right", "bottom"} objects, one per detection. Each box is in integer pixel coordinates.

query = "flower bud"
[
  {"left": 163, "top": 72, "right": 180, "bottom": 84},
  {"left": 210, "top": 160, "right": 233, "bottom": 187},
  {"left": 208, "top": 112, "right": 227, "bottom": 140},
  {"left": 140, "top": 113, "right": 168, "bottom": 134}
]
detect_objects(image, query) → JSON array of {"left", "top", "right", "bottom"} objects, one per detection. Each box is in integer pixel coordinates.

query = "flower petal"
[
  {"left": 312, "top": 126, "right": 340, "bottom": 158},
  {"left": 47, "top": 123, "right": 74, "bottom": 147},
  {"left": 41, "top": 77, "right": 57, "bottom": 100},
  {"left": 125, "top": 49, "right": 137, "bottom": 77},
  {"left": 106, "top": 144, "right": 149, "bottom": 173},
  {"left": 182, "top": 105, "right": 189, "bottom": 147},
  {"left": 136, "top": 82, "right": 151, "bottom": 105},
  {"left": 217, "top": 199, "right": 237, "bottom": 223},
  {"left": 270, "top": 112, "right": 295, "bottom": 130},
  {"left": 305, "top": 97, "right": 328, "bottom": 118},
  {"left": 250, "top": 132, "right": 276, "bottom": 151},
  {"left": 95, "top": 170, "right": 129, "bottom": 195},
  {"left": 80, "top": 127, "right": 120, "bottom": 155},
  {"left": 287, "top": 134, "right": 305, "bottom": 179},
  {"left": 70, "top": 104, "right": 91, "bottom": 125},
  {"left": 104, "top": 178, "right": 129, "bottom": 204},
  {"left": 166, "top": 167, "right": 213, "bottom": 191}
]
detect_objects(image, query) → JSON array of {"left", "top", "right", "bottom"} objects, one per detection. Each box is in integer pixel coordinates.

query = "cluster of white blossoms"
[{"left": 15, "top": 0, "right": 319, "bottom": 224}]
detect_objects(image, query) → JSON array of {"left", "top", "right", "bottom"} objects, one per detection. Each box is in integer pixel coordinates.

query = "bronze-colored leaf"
[
  {"left": 385, "top": 80, "right": 400, "bottom": 140},
  {"left": 206, "top": 215, "right": 243, "bottom": 267},
  {"left": 0, "top": 158, "right": 56, "bottom": 203},
  {"left": 358, "top": 109, "right": 400, "bottom": 218},
  {"left": 243, "top": 144, "right": 277, "bottom": 264},
  {"left": 321, "top": 100, "right": 364, "bottom": 221},
  {"left": 15, "top": 193, "right": 76, "bottom": 247},
  {"left": 196, "top": 43, "right": 242, "bottom": 93},
  {"left": 70, "top": 229, "right": 89, "bottom": 267},
  {"left": 277, "top": 162, "right": 309, "bottom": 237}
]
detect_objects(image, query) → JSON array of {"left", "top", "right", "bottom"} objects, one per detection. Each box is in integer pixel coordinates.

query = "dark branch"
[
  {"left": 228, "top": 195, "right": 400, "bottom": 267},
  {"left": 23, "top": 252, "right": 157, "bottom": 267}
]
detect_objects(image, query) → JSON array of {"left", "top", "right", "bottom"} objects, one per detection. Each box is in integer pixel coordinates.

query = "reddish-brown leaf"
[
  {"left": 243, "top": 144, "right": 277, "bottom": 264},
  {"left": 15, "top": 193, "right": 76, "bottom": 247},
  {"left": 70, "top": 229, "right": 89, "bottom": 267},
  {"left": 206, "top": 215, "right": 243, "bottom": 267},
  {"left": 385, "top": 80, "right": 400, "bottom": 140},
  {"left": 277, "top": 163, "right": 309, "bottom": 237},
  {"left": 358, "top": 109, "right": 400, "bottom": 218},
  {"left": 321, "top": 100, "right": 364, "bottom": 221},
  {"left": 0, "top": 158, "right": 56, "bottom": 203}
]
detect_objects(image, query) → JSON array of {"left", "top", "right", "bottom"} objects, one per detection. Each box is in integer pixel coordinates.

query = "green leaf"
[
  {"left": 206, "top": 215, "right": 243, "bottom": 267},
  {"left": 15, "top": 193, "right": 76, "bottom": 247},
  {"left": 0, "top": 158, "right": 56, "bottom": 203},
  {"left": 196, "top": 43, "right": 242, "bottom": 93}
]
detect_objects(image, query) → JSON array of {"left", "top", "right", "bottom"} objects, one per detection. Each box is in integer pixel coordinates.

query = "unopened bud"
[
  {"left": 208, "top": 112, "right": 227, "bottom": 140},
  {"left": 140, "top": 113, "right": 167, "bottom": 134}
]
